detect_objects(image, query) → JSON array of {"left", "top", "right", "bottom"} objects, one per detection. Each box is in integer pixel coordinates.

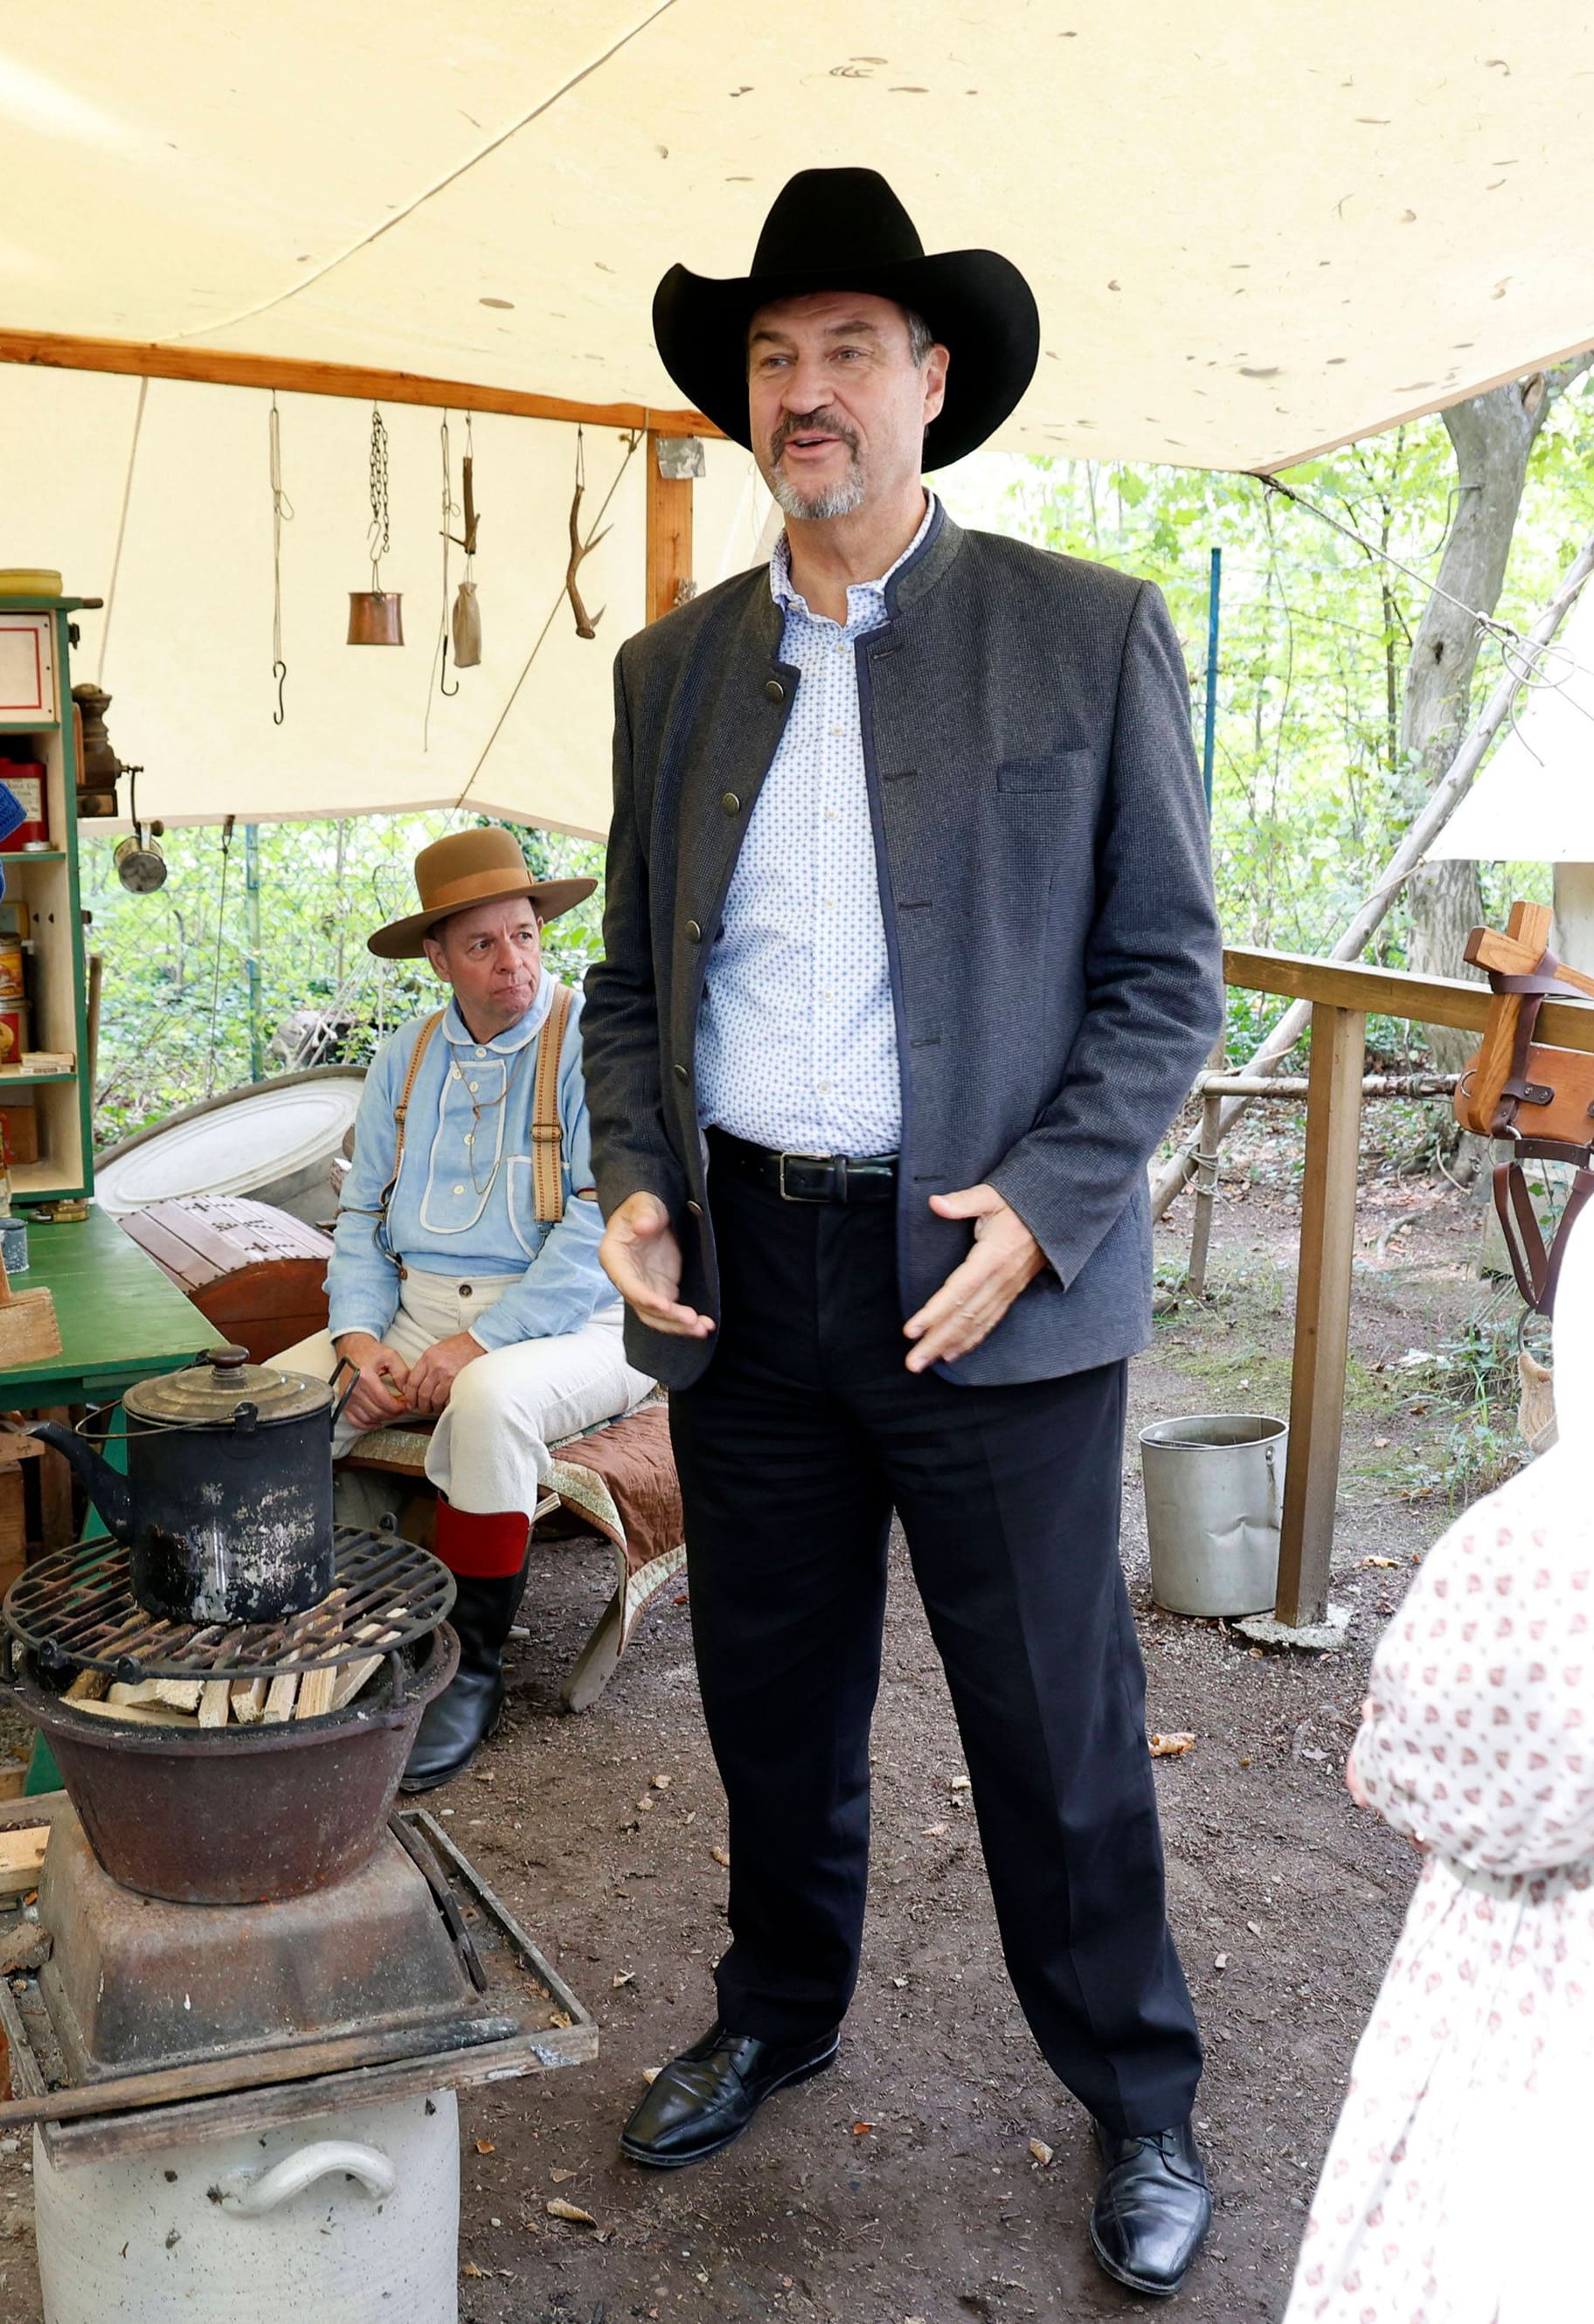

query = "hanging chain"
[
  {"left": 462, "top": 414, "right": 475, "bottom": 576},
  {"left": 268, "top": 393, "right": 294, "bottom": 723},
  {"left": 368, "top": 403, "right": 391, "bottom": 587}
]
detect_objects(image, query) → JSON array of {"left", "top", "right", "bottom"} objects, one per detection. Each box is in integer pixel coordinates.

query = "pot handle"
[
  {"left": 329, "top": 1355, "right": 360, "bottom": 1430},
  {"left": 216, "top": 2139, "right": 398, "bottom": 2217}
]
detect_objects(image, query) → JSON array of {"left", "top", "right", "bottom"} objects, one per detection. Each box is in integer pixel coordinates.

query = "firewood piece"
[
  {"left": 294, "top": 1665, "right": 338, "bottom": 1720},
  {"left": 261, "top": 1672, "right": 299, "bottom": 1723},
  {"left": 63, "top": 1669, "right": 108, "bottom": 1703},
  {"left": 198, "top": 1678, "right": 232, "bottom": 1728},
  {"left": 0, "top": 1829, "right": 48, "bottom": 1899},
  {"left": 108, "top": 1678, "right": 202, "bottom": 1712},
  {"left": 71, "top": 1698, "right": 198, "bottom": 1728},
  {"left": 329, "top": 1656, "right": 384, "bottom": 1711},
  {"left": 228, "top": 1677, "right": 268, "bottom": 1725}
]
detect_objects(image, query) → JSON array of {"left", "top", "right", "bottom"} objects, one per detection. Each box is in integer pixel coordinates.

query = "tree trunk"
[{"left": 1403, "top": 370, "right": 1586, "bottom": 1070}]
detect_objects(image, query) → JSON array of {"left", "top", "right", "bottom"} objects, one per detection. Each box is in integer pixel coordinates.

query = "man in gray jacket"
[{"left": 582, "top": 168, "right": 1224, "bottom": 2300}]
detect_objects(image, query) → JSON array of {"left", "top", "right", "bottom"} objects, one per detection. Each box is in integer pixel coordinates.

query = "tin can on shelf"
[
  {"left": 0, "top": 767, "right": 47, "bottom": 852},
  {"left": 0, "top": 934, "right": 25, "bottom": 1005},
  {"left": 0, "top": 1002, "right": 31, "bottom": 1068}
]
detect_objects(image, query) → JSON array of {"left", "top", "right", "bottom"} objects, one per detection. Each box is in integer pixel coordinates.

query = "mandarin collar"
[
  {"left": 769, "top": 490, "right": 939, "bottom": 623},
  {"left": 441, "top": 969, "right": 555, "bottom": 1057}
]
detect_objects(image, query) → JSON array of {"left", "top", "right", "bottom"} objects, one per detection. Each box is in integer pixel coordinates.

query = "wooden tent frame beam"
[{"left": 0, "top": 328, "right": 720, "bottom": 440}]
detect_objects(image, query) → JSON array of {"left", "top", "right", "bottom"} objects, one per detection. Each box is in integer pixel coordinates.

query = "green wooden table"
[
  {"left": 0, "top": 1204, "right": 214, "bottom": 1794},
  {"left": 0, "top": 1203, "right": 215, "bottom": 1409}
]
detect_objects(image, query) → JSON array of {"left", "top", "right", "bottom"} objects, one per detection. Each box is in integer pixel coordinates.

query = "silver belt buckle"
[{"left": 778, "top": 1149, "right": 834, "bottom": 1201}]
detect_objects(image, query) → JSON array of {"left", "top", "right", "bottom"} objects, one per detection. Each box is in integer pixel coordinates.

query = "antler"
[{"left": 565, "top": 477, "right": 610, "bottom": 640}]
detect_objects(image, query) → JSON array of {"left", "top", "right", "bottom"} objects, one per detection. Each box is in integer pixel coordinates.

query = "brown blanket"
[{"left": 548, "top": 1401, "right": 682, "bottom": 1582}]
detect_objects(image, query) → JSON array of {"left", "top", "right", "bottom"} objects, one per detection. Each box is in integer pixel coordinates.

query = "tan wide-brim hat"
[{"left": 367, "top": 827, "right": 596, "bottom": 960}]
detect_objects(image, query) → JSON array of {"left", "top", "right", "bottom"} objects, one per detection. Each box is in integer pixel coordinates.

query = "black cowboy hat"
[{"left": 653, "top": 168, "right": 1039, "bottom": 473}]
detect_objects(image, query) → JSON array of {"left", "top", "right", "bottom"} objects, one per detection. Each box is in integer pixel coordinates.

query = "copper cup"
[{"left": 347, "top": 591, "right": 405, "bottom": 646}]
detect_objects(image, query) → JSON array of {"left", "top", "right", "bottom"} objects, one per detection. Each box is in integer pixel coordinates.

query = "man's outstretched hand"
[
  {"left": 903, "top": 1184, "right": 1045, "bottom": 1372},
  {"left": 599, "top": 1193, "right": 715, "bottom": 1339}
]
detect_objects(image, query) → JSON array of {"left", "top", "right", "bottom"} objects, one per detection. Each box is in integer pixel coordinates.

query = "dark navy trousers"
[{"left": 669, "top": 1158, "right": 1202, "bottom": 2136}]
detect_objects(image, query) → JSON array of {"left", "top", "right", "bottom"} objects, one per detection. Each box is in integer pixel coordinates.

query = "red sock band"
[{"left": 433, "top": 1498, "right": 530, "bottom": 1580}]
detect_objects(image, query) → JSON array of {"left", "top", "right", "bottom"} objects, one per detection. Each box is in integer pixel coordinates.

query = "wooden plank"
[
  {"left": 0, "top": 1827, "right": 48, "bottom": 1899},
  {"left": 33, "top": 1405, "right": 75, "bottom": 1552},
  {"left": 36, "top": 2020, "right": 596, "bottom": 2168},
  {"left": 1276, "top": 1005, "right": 1367, "bottom": 1627},
  {"left": 117, "top": 1208, "right": 226, "bottom": 1290},
  {"left": 0, "top": 2008, "right": 524, "bottom": 2133},
  {"left": 1223, "top": 944, "right": 1594, "bottom": 1055},
  {"left": 645, "top": 430, "right": 695, "bottom": 624},
  {"left": 0, "top": 328, "right": 719, "bottom": 439}
]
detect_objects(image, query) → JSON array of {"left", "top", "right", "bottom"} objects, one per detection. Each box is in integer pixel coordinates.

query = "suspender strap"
[
  {"left": 530, "top": 982, "right": 573, "bottom": 1224},
  {"left": 371, "top": 1009, "right": 447, "bottom": 1259}
]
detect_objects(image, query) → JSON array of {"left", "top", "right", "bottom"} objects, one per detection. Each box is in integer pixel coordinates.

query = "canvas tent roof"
[{"left": 3, "top": 3, "right": 1593, "bottom": 835}]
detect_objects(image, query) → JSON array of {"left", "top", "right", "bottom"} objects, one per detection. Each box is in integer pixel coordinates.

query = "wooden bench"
[{"left": 340, "top": 1401, "right": 684, "bottom": 1712}]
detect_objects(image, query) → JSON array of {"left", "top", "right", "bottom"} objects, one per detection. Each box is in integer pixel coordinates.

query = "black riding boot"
[{"left": 402, "top": 1515, "right": 530, "bottom": 1792}]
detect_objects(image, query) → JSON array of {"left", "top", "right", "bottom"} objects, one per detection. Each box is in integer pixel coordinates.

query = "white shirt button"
[
  {"left": 475, "top": 1048, "right": 487, "bottom": 1059},
  {"left": 468, "top": 1081, "right": 479, "bottom": 1092}
]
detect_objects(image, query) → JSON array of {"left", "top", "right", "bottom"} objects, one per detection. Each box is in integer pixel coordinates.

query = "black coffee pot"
[{"left": 26, "top": 1345, "right": 356, "bottom": 1624}]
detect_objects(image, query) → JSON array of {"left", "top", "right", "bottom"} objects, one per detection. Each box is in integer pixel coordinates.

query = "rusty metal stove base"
[{"left": 0, "top": 1802, "right": 596, "bottom": 2168}]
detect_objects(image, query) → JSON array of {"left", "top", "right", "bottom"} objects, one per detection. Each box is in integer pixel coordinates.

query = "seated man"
[{"left": 278, "top": 827, "right": 653, "bottom": 1790}]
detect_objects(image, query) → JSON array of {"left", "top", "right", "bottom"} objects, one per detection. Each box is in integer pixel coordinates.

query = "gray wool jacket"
[{"left": 581, "top": 502, "right": 1224, "bottom": 1392}]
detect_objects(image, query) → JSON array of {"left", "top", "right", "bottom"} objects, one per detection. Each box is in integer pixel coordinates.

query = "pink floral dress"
[{"left": 1282, "top": 1449, "right": 1594, "bottom": 2324}]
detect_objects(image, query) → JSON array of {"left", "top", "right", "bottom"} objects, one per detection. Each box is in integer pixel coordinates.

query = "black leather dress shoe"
[
  {"left": 619, "top": 2020, "right": 840, "bottom": 2168},
  {"left": 1088, "top": 2118, "right": 1211, "bottom": 2299}
]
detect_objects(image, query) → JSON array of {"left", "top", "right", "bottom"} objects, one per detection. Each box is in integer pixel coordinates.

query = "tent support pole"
[
  {"left": 645, "top": 432, "right": 695, "bottom": 625},
  {"left": 0, "top": 329, "right": 717, "bottom": 440}
]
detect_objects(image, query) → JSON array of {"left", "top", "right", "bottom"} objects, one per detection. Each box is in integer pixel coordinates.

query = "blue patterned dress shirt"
[{"left": 696, "top": 495, "right": 938, "bottom": 1157}]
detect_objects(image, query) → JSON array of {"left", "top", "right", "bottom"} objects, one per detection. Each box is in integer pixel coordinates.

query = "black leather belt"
[{"left": 709, "top": 1127, "right": 897, "bottom": 1204}]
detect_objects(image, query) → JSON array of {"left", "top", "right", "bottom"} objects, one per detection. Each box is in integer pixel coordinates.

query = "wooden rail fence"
[{"left": 1216, "top": 948, "right": 1594, "bottom": 1629}]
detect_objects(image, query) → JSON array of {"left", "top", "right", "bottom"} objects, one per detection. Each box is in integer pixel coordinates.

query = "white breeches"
[{"left": 276, "top": 1269, "right": 655, "bottom": 1519}]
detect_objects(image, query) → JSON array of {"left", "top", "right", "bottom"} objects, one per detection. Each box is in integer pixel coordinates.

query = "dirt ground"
[{"left": 0, "top": 1114, "right": 1511, "bottom": 2323}]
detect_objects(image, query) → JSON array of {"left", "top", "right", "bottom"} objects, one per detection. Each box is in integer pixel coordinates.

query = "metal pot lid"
[{"left": 123, "top": 1345, "right": 332, "bottom": 1428}]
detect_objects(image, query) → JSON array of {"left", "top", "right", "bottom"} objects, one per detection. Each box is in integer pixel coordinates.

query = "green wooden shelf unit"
[{"left": 0, "top": 596, "right": 98, "bottom": 1203}]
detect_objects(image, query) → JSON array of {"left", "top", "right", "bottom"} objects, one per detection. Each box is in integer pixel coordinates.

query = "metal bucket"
[{"left": 1139, "top": 1413, "right": 1287, "bottom": 1617}]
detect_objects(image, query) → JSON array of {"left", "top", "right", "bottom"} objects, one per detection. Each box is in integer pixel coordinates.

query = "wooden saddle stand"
[{"left": 1456, "top": 901, "right": 1594, "bottom": 1352}]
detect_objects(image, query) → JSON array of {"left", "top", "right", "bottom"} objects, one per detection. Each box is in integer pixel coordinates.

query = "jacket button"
[
  {"left": 686, "top": 1200, "right": 703, "bottom": 1219},
  {"left": 684, "top": 918, "right": 703, "bottom": 944},
  {"left": 720, "top": 792, "right": 741, "bottom": 815},
  {"left": 674, "top": 1063, "right": 689, "bottom": 1083},
  {"left": 764, "top": 678, "right": 786, "bottom": 703}
]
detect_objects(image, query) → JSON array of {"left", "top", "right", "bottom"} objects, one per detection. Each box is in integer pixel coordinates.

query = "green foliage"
[
  {"left": 83, "top": 813, "right": 604, "bottom": 1148},
  {"left": 953, "top": 382, "right": 1594, "bottom": 974}
]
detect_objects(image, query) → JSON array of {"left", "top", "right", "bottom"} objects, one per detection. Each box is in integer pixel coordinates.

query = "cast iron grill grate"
[{"left": 2, "top": 1526, "right": 454, "bottom": 1684}]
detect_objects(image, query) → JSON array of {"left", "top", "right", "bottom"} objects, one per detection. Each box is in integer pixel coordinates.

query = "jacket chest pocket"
[{"left": 996, "top": 749, "right": 1093, "bottom": 792}]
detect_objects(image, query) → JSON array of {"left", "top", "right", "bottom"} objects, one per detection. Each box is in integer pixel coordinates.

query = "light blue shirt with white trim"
[
  {"left": 326, "top": 972, "right": 611, "bottom": 1352},
  {"left": 695, "top": 495, "right": 939, "bottom": 1156}
]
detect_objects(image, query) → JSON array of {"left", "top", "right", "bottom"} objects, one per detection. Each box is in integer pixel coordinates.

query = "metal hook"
[{"left": 272, "top": 656, "right": 288, "bottom": 725}]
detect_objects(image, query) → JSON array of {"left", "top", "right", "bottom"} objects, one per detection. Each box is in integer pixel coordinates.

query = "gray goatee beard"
[
  {"left": 766, "top": 413, "right": 866, "bottom": 521},
  {"left": 768, "top": 460, "right": 867, "bottom": 521}
]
